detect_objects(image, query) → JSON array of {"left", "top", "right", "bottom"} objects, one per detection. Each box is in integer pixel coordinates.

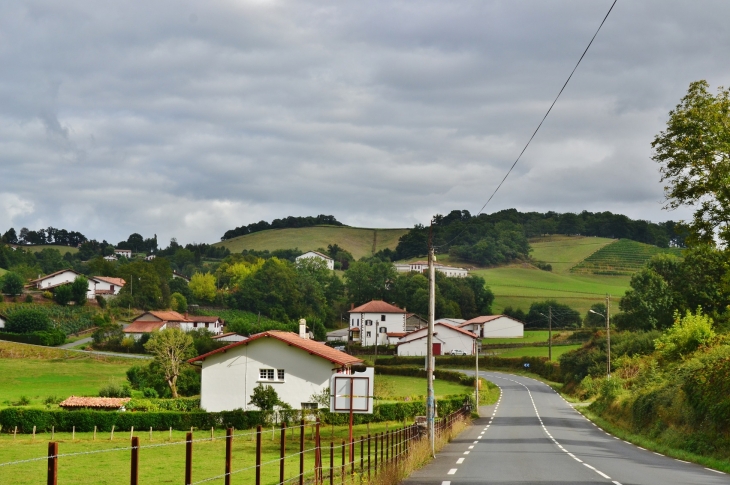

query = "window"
[
  {"left": 381, "top": 315, "right": 386, "bottom": 321},
  {"left": 366, "top": 331, "right": 371, "bottom": 337},
  {"left": 301, "top": 402, "right": 318, "bottom": 410},
  {"left": 259, "top": 369, "right": 285, "bottom": 381},
  {"left": 365, "top": 320, "right": 373, "bottom": 326},
  {"left": 379, "top": 327, "right": 386, "bottom": 333}
]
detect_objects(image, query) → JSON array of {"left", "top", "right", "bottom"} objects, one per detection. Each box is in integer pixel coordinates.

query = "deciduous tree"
[{"left": 144, "top": 328, "right": 195, "bottom": 398}]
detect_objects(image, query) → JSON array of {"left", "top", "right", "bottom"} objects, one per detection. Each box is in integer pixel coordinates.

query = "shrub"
[
  {"left": 171, "top": 292, "right": 188, "bottom": 313},
  {"left": 143, "top": 388, "right": 159, "bottom": 398},
  {"left": 95, "top": 295, "right": 107, "bottom": 309},
  {"left": 24, "top": 294, "right": 33, "bottom": 303},
  {"left": 0, "top": 271, "right": 24, "bottom": 296},
  {"left": 5, "top": 308, "right": 52, "bottom": 333},
  {"left": 42, "top": 291, "right": 53, "bottom": 299},
  {"left": 54, "top": 284, "right": 73, "bottom": 306},
  {"left": 248, "top": 384, "right": 281, "bottom": 411},
  {"left": 70, "top": 276, "right": 89, "bottom": 306},
  {"left": 655, "top": 308, "right": 715, "bottom": 360},
  {"left": 99, "top": 382, "right": 132, "bottom": 398}
]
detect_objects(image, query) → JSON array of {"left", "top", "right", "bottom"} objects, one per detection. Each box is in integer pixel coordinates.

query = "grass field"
[
  {"left": 375, "top": 375, "right": 474, "bottom": 401},
  {"left": 481, "top": 330, "right": 577, "bottom": 345},
  {"left": 489, "top": 344, "right": 582, "bottom": 359},
  {"left": 472, "top": 265, "right": 629, "bottom": 315},
  {"left": 529, "top": 235, "right": 615, "bottom": 273},
  {"left": 214, "top": 226, "right": 408, "bottom": 260},
  {"left": 14, "top": 244, "right": 79, "bottom": 255},
  {"left": 572, "top": 238, "right": 684, "bottom": 275}
]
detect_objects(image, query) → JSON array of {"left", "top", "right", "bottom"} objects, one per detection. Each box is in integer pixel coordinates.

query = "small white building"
[
  {"left": 29, "top": 269, "right": 96, "bottom": 299},
  {"left": 326, "top": 328, "right": 349, "bottom": 342},
  {"left": 91, "top": 276, "right": 125, "bottom": 297},
  {"left": 103, "top": 255, "right": 118, "bottom": 262},
  {"left": 145, "top": 254, "right": 156, "bottom": 261},
  {"left": 172, "top": 271, "right": 190, "bottom": 282},
  {"left": 396, "top": 323, "right": 477, "bottom": 356},
  {"left": 394, "top": 261, "right": 469, "bottom": 278},
  {"left": 212, "top": 332, "right": 247, "bottom": 343},
  {"left": 182, "top": 315, "right": 225, "bottom": 335},
  {"left": 296, "top": 251, "right": 334, "bottom": 270},
  {"left": 114, "top": 249, "right": 132, "bottom": 259},
  {"left": 189, "top": 328, "right": 363, "bottom": 411},
  {"left": 348, "top": 300, "right": 407, "bottom": 347},
  {"left": 459, "top": 315, "right": 524, "bottom": 339}
]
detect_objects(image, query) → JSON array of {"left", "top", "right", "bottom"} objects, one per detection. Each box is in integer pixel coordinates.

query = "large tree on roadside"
[
  {"left": 144, "top": 328, "right": 195, "bottom": 398},
  {"left": 653, "top": 80, "right": 730, "bottom": 246}
]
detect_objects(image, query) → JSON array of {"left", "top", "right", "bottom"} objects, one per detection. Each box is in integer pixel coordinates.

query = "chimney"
[
  {"left": 185, "top": 312, "right": 189, "bottom": 320},
  {"left": 350, "top": 303, "right": 355, "bottom": 310},
  {"left": 299, "top": 319, "right": 308, "bottom": 339}
]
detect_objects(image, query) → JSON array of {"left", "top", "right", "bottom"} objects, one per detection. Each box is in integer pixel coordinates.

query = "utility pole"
[
  {"left": 475, "top": 338, "right": 479, "bottom": 411},
  {"left": 426, "top": 223, "right": 436, "bottom": 457},
  {"left": 548, "top": 306, "right": 552, "bottom": 362},
  {"left": 606, "top": 294, "right": 611, "bottom": 379}
]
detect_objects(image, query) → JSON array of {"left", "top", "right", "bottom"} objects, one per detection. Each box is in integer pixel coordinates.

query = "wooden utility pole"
[
  {"left": 426, "top": 222, "right": 436, "bottom": 457},
  {"left": 548, "top": 306, "right": 552, "bottom": 361},
  {"left": 606, "top": 294, "right": 611, "bottom": 378}
]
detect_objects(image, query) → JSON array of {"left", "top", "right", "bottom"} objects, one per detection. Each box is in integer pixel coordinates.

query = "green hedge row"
[
  {"left": 0, "top": 329, "right": 66, "bottom": 346},
  {"left": 0, "top": 397, "right": 468, "bottom": 433},
  {"left": 375, "top": 355, "right": 562, "bottom": 382},
  {"left": 374, "top": 365, "right": 476, "bottom": 386}
]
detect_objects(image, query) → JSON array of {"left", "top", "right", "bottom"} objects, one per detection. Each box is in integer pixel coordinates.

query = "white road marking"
[
  {"left": 675, "top": 459, "right": 689, "bottom": 463},
  {"left": 596, "top": 470, "right": 611, "bottom": 479},
  {"left": 441, "top": 482, "right": 451, "bottom": 485},
  {"left": 463, "top": 451, "right": 470, "bottom": 455},
  {"left": 612, "top": 481, "right": 623, "bottom": 485},
  {"left": 637, "top": 447, "right": 646, "bottom": 450},
  {"left": 705, "top": 468, "right": 725, "bottom": 474},
  {"left": 456, "top": 458, "right": 464, "bottom": 464},
  {"left": 468, "top": 445, "right": 474, "bottom": 449},
  {"left": 473, "top": 441, "right": 478, "bottom": 444},
  {"left": 447, "top": 469, "right": 457, "bottom": 475},
  {"left": 653, "top": 452, "right": 663, "bottom": 456}
]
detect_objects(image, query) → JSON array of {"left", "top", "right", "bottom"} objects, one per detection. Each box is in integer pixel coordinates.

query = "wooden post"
[
  {"left": 360, "top": 435, "right": 364, "bottom": 477},
  {"left": 256, "top": 425, "right": 262, "bottom": 485},
  {"left": 13, "top": 425, "right": 17, "bottom": 440},
  {"left": 33, "top": 425, "right": 36, "bottom": 440},
  {"left": 340, "top": 441, "right": 345, "bottom": 485},
  {"left": 130, "top": 436, "right": 139, "bottom": 485},
  {"left": 111, "top": 425, "right": 115, "bottom": 441},
  {"left": 279, "top": 423, "right": 286, "bottom": 485},
  {"left": 93, "top": 426, "right": 97, "bottom": 441},
  {"left": 130, "top": 426, "right": 134, "bottom": 440},
  {"left": 315, "top": 418, "right": 321, "bottom": 484},
  {"left": 385, "top": 430, "right": 389, "bottom": 464},
  {"left": 329, "top": 442, "right": 334, "bottom": 485},
  {"left": 149, "top": 427, "right": 152, "bottom": 441},
  {"left": 211, "top": 427, "right": 214, "bottom": 441},
  {"left": 169, "top": 427, "right": 172, "bottom": 441},
  {"left": 375, "top": 433, "right": 379, "bottom": 474},
  {"left": 225, "top": 428, "right": 233, "bottom": 485},
  {"left": 72, "top": 426, "right": 74, "bottom": 441},
  {"left": 185, "top": 432, "right": 193, "bottom": 485},
  {"left": 299, "top": 419, "right": 305, "bottom": 485},
  {"left": 367, "top": 434, "right": 371, "bottom": 480},
  {"left": 51, "top": 426, "right": 54, "bottom": 441},
  {"left": 47, "top": 441, "right": 58, "bottom": 485}
]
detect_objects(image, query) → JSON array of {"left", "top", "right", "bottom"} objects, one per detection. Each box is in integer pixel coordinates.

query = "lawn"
[
  {"left": 0, "top": 358, "right": 131, "bottom": 406},
  {"left": 528, "top": 235, "right": 615, "bottom": 274},
  {"left": 375, "top": 375, "right": 474, "bottom": 401},
  {"left": 488, "top": 344, "right": 582, "bottom": 359},
  {"left": 0, "top": 421, "right": 403, "bottom": 485},
  {"left": 482, "top": 330, "right": 572, "bottom": 345},
  {"left": 214, "top": 226, "right": 408, "bottom": 260}
]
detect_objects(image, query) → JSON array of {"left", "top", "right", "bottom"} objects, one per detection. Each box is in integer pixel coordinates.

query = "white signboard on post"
[{"left": 329, "top": 367, "right": 374, "bottom": 414}]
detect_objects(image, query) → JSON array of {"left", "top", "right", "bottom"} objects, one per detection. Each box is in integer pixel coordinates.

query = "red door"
[{"left": 432, "top": 343, "right": 442, "bottom": 356}]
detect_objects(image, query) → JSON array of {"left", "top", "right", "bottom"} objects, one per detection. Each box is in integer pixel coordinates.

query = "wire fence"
[{"left": 2, "top": 406, "right": 470, "bottom": 485}]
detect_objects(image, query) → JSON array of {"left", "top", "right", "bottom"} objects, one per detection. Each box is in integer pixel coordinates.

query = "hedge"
[
  {"left": 375, "top": 355, "right": 562, "bottom": 382},
  {"left": 0, "top": 329, "right": 66, "bottom": 346},
  {"left": 0, "top": 397, "right": 468, "bottom": 433},
  {"left": 374, "top": 365, "right": 476, "bottom": 386}
]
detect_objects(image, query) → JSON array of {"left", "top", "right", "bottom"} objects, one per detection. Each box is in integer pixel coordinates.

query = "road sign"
[{"left": 329, "top": 367, "right": 374, "bottom": 414}]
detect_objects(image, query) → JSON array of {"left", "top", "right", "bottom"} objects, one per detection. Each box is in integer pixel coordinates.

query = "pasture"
[
  {"left": 489, "top": 344, "right": 582, "bottom": 359},
  {"left": 529, "top": 235, "right": 615, "bottom": 273},
  {"left": 214, "top": 226, "right": 408, "bottom": 260},
  {"left": 15, "top": 244, "right": 79, "bottom": 255}
]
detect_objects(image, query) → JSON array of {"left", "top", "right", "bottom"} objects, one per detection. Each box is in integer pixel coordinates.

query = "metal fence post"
[
  {"left": 367, "top": 434, "right": 371, "bottom": 480},
  {"left": 47, "top": 442, "right": 58, "bottom": 485},
  {"left": 185, "top": 432, "right": 193, "bottom": 485},
  {"left": 131, "top": 436, "right": 139, "bottom": 485}
]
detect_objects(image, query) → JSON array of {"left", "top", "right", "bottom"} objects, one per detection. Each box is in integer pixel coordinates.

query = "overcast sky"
[{"left": 1, "top": 0, "right": 729, "bottom": 245}]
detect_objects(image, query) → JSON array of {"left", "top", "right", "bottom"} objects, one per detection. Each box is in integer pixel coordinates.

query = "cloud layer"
[{"left": 2, "top": 0, "right": 729, "bottom": 244}]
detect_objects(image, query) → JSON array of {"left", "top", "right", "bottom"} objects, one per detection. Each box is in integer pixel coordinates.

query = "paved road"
[
  {"left": 404, "top": 371, "right": 728, "bottom": 485},
  {"left": 59, "top": 336, "right": 92, "bottom": 348}
]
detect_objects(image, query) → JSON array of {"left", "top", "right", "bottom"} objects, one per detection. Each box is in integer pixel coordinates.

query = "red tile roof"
[
  {"left": 403, "top": 322, "right": 477, "bottom": 340},
  {"left": 29, "top": 269, "right": 82, "bottom": 283},
  {"left": 349, "top": 301, "right": 406, "bottom": 314},
  {"left": 386, "top": 332, "right": 407, "bottom": 337},
  {"left": 123, "top": 320, "right": 167, "bottom": 333},
  {"left": 189, "top": 331, "right": 363, "bottom": 366},
  {"left": 59, "top": 396, "right": 131, "bottom": 409},
  {"left": 93, "top": 276, "right": 126, "bottom": 286}
]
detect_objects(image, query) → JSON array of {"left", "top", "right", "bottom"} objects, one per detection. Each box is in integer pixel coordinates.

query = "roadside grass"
[
  {"left": 374, "top": 375, "right": 478, "bottom": 402},
  {"left": 487, "top": 345, "right": 581, "bottom": 359},
  {"left": 0, "top": 358, "right": 131, "bottom": 406},
  {"left": 529, "top": 235, "right": 615, "bottom": 274},
  {"left": 482, "top": 330, "right": 576, "bottom": 345},
  {"left": 577, "top": 408, "right": 730, "bottom": 475},
  {"left": 0, "top": 421, "right": 406, "bottom": 485},
  {"left": 213, "top": 226, "right": 408, "bottom": 260}
]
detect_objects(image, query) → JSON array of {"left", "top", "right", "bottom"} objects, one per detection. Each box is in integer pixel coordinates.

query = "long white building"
[{"left": 394, "top": 261, "right": 469, "bottom": 277}]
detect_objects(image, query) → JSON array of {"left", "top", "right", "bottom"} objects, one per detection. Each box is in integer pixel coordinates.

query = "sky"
[{"left": 1, "top": 0, "right": 729, "bottom": 246}]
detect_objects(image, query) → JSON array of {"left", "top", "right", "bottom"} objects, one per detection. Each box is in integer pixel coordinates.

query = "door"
[{"left": 432, "top": 343, "right": 442, "bottom": 356}]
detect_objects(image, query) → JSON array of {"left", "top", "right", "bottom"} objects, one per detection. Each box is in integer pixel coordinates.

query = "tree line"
[{"left": 220, "top": 214, "right": 343, "bottom": 241}]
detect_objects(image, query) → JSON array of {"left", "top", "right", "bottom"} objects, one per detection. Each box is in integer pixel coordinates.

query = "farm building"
[
  {"left": 295, "top": 251, "right": 334, "bottom": 270},
  {"left": 348, "top": 300, "right": 407, "bottom": 347},
  {"left": 189, "top": 325, "right": 362, "bottom": 412},
  {"left": 396, "top": 323, "right": 477, "bottom": 357},
  {"left": 394, "top": 261, "right": 469, "bottom": 277},
  {"left": 326, "top": 328, "right": 349, "bottom": 342},
  {"left": 405, "top": 313, "right": 427, "bottom": 332},
  {"left": 459, "top": 315, "right": 524, "bottom": 338}
]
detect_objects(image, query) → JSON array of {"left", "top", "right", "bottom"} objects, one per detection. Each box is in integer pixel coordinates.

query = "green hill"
[
  {"left": 571, "top": 239, "right": 683, "bottom": 275},
  {"left": 16, "top": 245, "right": 79, "bottom": 255},
  {"left": 214, "top": 226, "right": 408, "bottom": 260},
  {"left": 529, "top": 235, "right": 615, "bottom": 273}
]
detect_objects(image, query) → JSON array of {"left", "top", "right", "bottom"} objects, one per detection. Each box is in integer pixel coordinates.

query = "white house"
[
  {"left": 181, "top": 315, "right": 225, "bottom": 335},
  {"left": 459, "top": 315, "right": 524, "bottom": 339},
  {"left": 212, "top": 332, "right": 247, "bottom": 343},
  {"left": 103, "top": 255, "right": 118, "bottom": 262},
  {"left": 145, "top": 254, "right": 156, "bottom": 261},
  {"left": 394, "top": 261, "right": 469, "bottom": 277},
  {"left": 91, "top": 276, "right": 125, "bottom": 297},
  {"left": 114, "top": 249, "right": 132, "bottom": 259},
  {"left": 348, "top": 300, "right": 407, "bottom": 347},
  {"left": 29, "top": 269, "right": 96, "bottom": 299},
  {"left": 189, "top": 328, "right": 363, "bottom": 411},
  {"left": 296, "top": 251, "right": 334, "bottom": 270},
  {"left": 122, "top": 311, "right": 189, "bottom": 340},
  {"left": 396, "top": 323, "right": 477, "bottom": 356},
  {"left": 434, "top": 318, "right": 466, "bottom": 326},
  {"left": 172, "top": 271, "right": 190, "bottom": 282}
]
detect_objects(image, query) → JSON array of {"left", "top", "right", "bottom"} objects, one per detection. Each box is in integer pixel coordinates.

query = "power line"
[{"left": 436, "top": 0, "right": 618, "bottom": 249}]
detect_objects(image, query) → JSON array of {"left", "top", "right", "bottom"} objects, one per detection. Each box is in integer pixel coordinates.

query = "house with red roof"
[
  {"left": 396, "top": 322, "right": 477, "bottom": 357},
  {"left": 91, "top": 276, "right": 126, "bottom": 297},
  {"left": 188, "top": 325, "right": 363, "bottom": 412},
  {"left": 459, "top": 315, "right": 524, "bottom": 338},
  {"left": 348, "top": 300, "right": 407, "bottom": 347},
  {"left": 123, "top": 311, "right": 225, "bottom": 340}
]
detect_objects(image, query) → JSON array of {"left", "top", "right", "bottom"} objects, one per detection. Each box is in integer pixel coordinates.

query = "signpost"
[{"left": 330, "top": 367, "right": 374, "bottom": 465}]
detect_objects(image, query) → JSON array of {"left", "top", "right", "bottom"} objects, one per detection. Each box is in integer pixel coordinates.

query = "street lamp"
[{"left": 589, "top": 296, "right": 611, "bottom": 378}]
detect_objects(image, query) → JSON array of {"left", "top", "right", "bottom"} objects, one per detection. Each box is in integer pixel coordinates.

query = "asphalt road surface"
[{"left": 404, "top": 371, "right": 728, "bottom": 485}]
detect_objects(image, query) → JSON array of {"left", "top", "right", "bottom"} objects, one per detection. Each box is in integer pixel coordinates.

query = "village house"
[
  {"left": 394, "top": 261, "right": 469, "bottom": 277},
  {"left": 459, "top": 315, "right": 525, "bottom": 339},
  {"left": 181, "top": 315, "right": 225, "bottom": 335},
  {"left": 211, "top": 332, "right": 247, "bottom": 343},
  {"left": 29, "top": 269, "right": 96, "bottom": 299},
  {"left": 90, "top": 276, "right": 126, "bottom": 297},
  {"left": 123, "top": 311, "right": 225, "bottom": 340},
  {"left": 397, "top": 322, "right": 477, "bottom": 356},
  {"left": 405, "top": 313, "right": 428, "bottom": 332},
  {"left": 103, "top": 255, "right": 118, "bottom": 262},
  {"left": 348, "top": 300, "right": 407, "bottom": 347},
  {"left": 295, "top": 251, "right": 334, "bottom": 270},
  {"left": 0, "top": 313, "right": 6, "bottom": 329},
  {"left": 189, "top": 324, "right": 362, "bottom": 412},
  {"left": 326, "top": 328, "right": 349, "bottom": 342},
  {"left": 114, "top": 248, "right": 132, "bottom": 259},
  {"left": 172, "top": 270, "right": 189, "bottom": 282},
  {"left": 59, "top": 396, "right": 130, "bottom": 411}
]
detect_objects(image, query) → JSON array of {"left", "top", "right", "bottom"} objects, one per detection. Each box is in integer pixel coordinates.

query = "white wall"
[
  {"left": 199, "top": 338, "right": 337, "bottom": 412},
  {"left": 349, "top": 312, "right": 405, "bottom": 346},
  {"left": 35, "top": 271, "right": 96, "bottom": 299},
  {"left": 93, "top": 279, "right": 124, "bottom": 295},
  {"left": 472, "top": 316, "right": 524, "bottom": 338},
  {"left": 296, "top": 252, "right": 334, "bottom": 270},
  {"left": 397, "top": 326, "right": 475, "bottom": 356}
]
